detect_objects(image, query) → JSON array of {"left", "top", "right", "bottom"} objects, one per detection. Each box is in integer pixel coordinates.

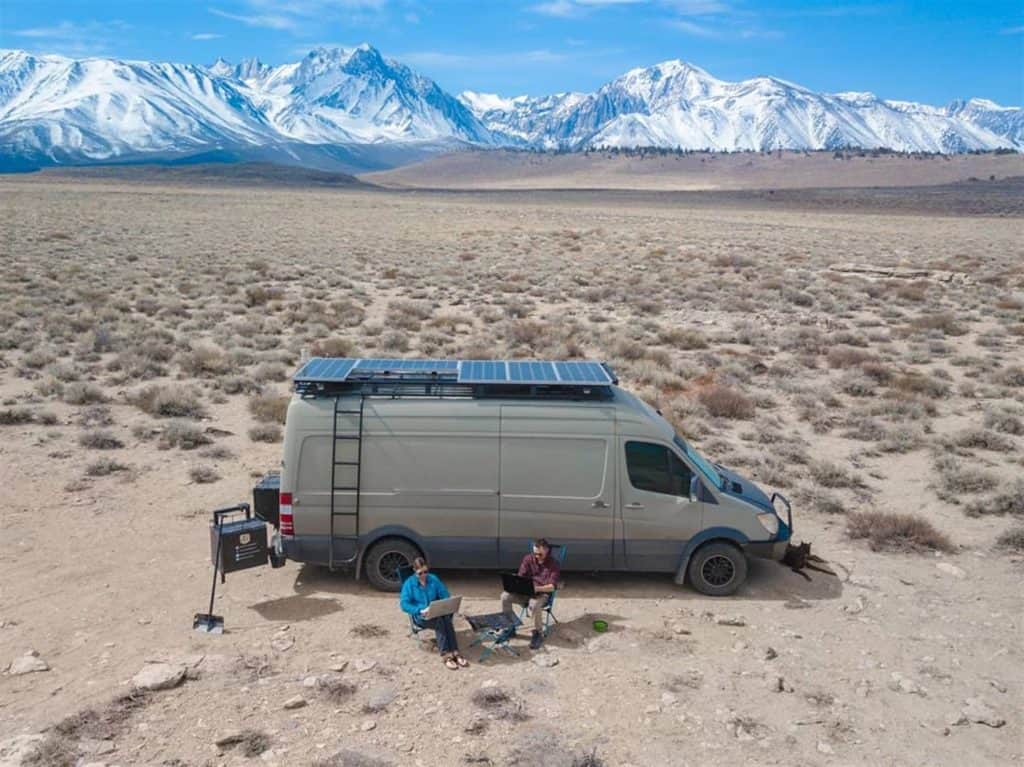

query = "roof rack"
[{"left": 292, "top": 357, "right": 618, "bottom": 401}]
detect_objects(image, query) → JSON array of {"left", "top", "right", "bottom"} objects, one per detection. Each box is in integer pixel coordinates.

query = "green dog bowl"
[{"left": 592, "top": 619, "right": 609, "bottom": 633}]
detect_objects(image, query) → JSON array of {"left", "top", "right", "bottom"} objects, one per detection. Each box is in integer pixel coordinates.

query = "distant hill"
[{"left": 39, "top": 162, "right": 373, "bottom": 188}]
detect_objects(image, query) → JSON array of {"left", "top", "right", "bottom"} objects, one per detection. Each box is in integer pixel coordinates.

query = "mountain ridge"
[{"left": 0, "top": 46, "right": 1019, "bottom": 172}]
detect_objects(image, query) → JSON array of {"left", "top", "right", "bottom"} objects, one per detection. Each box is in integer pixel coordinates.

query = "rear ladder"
[{"left": 328, "top": 395, "right": 364, "bottom": 570}]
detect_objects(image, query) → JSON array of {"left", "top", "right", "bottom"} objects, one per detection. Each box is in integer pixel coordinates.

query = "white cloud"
[
  {"left": 209, "top": 8, "right": 298, "bottom": 31},
  {"left": 209, "top": 0, "right": 389, "bottom": 34},
  {"left": 191, "top": 32, "right": 225, "bottom": 40},
  {"left": 668, "top": 18, "right": 719, "bottom": 37},
  {"left": 12, "top": 19, "right": 130, "bottom": 55},
  {"left": 530, "top": 0, "right": 578, "bottom": 17}
]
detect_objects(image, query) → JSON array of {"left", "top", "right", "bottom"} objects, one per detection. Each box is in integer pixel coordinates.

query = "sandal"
[
  {"left": 455, "top": 654, "right": 470, "bottom": 668},
  {"left": 444, "top": 656, "right": 459, "bottom": 670}
]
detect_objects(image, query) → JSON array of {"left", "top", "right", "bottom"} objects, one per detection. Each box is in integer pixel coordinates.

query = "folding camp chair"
[
  {"left": 397, "top": 564, "right": 431, "bottom": 649},
  {"left": 518, "top": 544, "right": 567, "bottom": 638}
]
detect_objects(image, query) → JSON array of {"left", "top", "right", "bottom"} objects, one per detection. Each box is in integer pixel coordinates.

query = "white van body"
[{"left": 273, "top": 363, "right": 793, "bottom": 595}]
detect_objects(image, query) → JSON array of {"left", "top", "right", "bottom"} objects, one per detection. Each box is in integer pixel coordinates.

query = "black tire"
[
  {"left": 687, "top": 541, "right": 748, "bottom": 597},
  {"left": 364, "top": 538, "right": 421, "bottom": 592}
]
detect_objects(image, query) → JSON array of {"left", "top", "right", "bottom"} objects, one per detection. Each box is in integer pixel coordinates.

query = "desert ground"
[
  {"left": 0, "top": 166, "right": 1022, "bottom": 767},
  {"left": 365, "top": 149, "right": 1024, "bottom": 192}
]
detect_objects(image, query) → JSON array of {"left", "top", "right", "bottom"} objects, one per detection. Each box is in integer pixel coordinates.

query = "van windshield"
[{"left": 673, "top": 435, "right": 723, "bottom": 489}]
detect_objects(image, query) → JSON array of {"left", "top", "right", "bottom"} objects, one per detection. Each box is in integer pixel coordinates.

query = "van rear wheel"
[
  {"left": 365, "top": 538, "right": 421, "bottom": 592},
  {"left": 687, "top": 541, "right": 748, "bottom": 597}
]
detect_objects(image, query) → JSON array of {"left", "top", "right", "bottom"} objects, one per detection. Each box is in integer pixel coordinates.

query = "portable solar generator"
[
  {"left": 194, "top": 503, "right": 269, "bottom": 634},
  {"left": 210, "top": 506, "right": 268, "bottom": 575}
]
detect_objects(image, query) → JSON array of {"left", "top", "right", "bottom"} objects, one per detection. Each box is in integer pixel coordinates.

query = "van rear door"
[
  {"left": 498, "top": 405, "right": 615, "bottom": 570},
  {"left": 618, "top": 439, "right": 704, "bottom": 572}
]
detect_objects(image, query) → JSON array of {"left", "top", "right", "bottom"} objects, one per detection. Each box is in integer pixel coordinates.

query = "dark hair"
[
  {"left": 412, "top": 557, "right": 428, "bottom": 572},
  {"left": 533, "top": 538, "right": 550, "bottom": 551}
]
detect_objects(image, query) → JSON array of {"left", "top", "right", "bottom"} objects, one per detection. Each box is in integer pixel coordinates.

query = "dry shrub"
[
  {"left": 55, "top": 690, "right": 149, "bottom": 741},
  {"left": 318, "top": 677, "right": 357, "bottom": 703},
  {"left": 933, "top": 455, "right": 999, "bottom": 496},
  {"left": 133, "top": 385, "right": 206, "bottom": 418},
  {"left": 908, "top": 312, "right": 966, "bottom": 337},
  {"left": 86, "top": 458, "right": 130, "bottom": 477},
  {"left": 252, "top": 361, "right": 288, "bottom": 382},
  {"left": 249, "top": 424, "right": 282, "bottom": 443},
  {"left": 64, "top": 382, "right": 108, "bottom": 405},
  {"left": 79, "top": 430, "right": 124, "bottom": 450},
  {"left": 159, "top": 421, "right": 212, "bottom": 450},
  {"left": 658, "top": 327, "right": 707, "bottom": 350},
  {"left": 245, "top": 286, "right": 283, "bottom": 307},
  {"left": 470, "top": 686, "right": 528, "bottom": 721},
  {"left": 350, "top": 623, "right": 389, "bottom": 638},
  {"left": 311, "top": 337, "right": 355, "bottom": 357},
  {"left": 893, "top": 372, "right": 951, "bottom": 399},
  {"left": 698, "top": 384, "right": 755, "bottom": 420},
  {"left": 189, "top": 465, "right": 220, "bottom": 484},
  {"left": 0, "top": 407, "right": 34, "bottom": 425},
  {"left": 995, "top": 525, "right": 1024, "bottom": 551},
  {"left": 809, "top": 461, "right": 863, "bottom": 489},
  {"left": 249, "top": 393, "right": 289, "bottom": 424},
  {"left": 993, "top": 366, "right": 1024, "bottom": 388},
  {"left": 217, "top": 729, "right": 271, "bottom": 757},
  {"left": 950, "top": 428, "right": 1013, "bottom": 452},
  {"left": 984, "top": 408, "right": 1023, "bottom": 436},
  {"left": 965, "top": 480, "right": 1024, "bottom": 517},
  {"left": 507, "top": 320, "right": 550, "bottom": 348},
  {"left": 827, "top": 346, "right": 876, "bottom": 368},
  {"left": 804, "top": 489, "right": 847, "bottom": 515},
  {"left": 23, "top": 734, "right": 78, "bottom": 767},
  {"left": 179, "top": 344, "right": 235, "bottom": 378},
  {"left": 846, "top": 511, "right": 953, "bottom": 553}
]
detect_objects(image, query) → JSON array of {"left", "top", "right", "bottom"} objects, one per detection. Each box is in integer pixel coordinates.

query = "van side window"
[{"left": 625, "top": 441, "right": 694, "bottom": 497}]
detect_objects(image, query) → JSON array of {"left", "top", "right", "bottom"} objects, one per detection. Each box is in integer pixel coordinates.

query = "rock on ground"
[
  {"left": 8, "top": 651, "right": 49, "bottom": 675},
  {"left": 132, "top": 662, "right": 187, "bottom": 691}
]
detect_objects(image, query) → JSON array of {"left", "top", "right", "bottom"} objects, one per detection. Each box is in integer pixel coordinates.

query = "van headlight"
[{"left": 756, "top": 513, "right": 779, "bottom": 537}]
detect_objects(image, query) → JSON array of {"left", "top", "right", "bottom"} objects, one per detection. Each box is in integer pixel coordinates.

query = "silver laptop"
[{"left": 421, "top": 595, "right": 462, "bottom": 620}]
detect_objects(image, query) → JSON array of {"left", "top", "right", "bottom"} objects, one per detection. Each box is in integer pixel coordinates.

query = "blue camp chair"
[
  {"left": 396, "top": 564, "right": 430, "bottom": 649},
  {"left": 518, "top": 544, "right": 567, "bottom": 638}
]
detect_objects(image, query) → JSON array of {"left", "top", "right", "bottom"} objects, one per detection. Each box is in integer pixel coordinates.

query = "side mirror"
[{"left": 689, "top": 475, "right": 700, "bottom": 503}]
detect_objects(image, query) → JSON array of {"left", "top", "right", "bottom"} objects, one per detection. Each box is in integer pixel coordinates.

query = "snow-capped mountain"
[
  {"left": 0, "top": 45, "right": 491, "bottom": 171},
  {"left": 461, "top": 60, "right": 1021, "bottom": 154},
  {"left": 0, "top": 47, "right": 1018, "bottom": 171}
]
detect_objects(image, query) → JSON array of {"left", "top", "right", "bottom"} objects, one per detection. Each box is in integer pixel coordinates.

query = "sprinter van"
[{"left": 260, "top": 357, "right": 793, "bottom": 596}]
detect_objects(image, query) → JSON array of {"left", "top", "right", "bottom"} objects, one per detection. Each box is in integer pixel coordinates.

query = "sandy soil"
[
  {"left": 363, "top": 149, "right": 1024, "bottom": 192},
  {"left": 0, "top": 175, "right": 1021, "bottom": 767}
]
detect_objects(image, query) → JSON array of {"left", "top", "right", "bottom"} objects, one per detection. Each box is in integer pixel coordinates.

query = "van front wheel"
[
  {"left": 364, "top": 538, "right": 421, "bottom": 592},
  {"left": 687, "top": 542, "right": 748, "bottom": 597}
]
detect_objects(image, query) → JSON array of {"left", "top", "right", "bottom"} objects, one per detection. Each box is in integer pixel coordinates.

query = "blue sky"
[{"left": 2, "top": 1, "right": 1021, "bottom": 105}]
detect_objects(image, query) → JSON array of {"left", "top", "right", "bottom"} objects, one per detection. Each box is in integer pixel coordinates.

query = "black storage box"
[
  {"left": 253, "top": 472, "right": 281, "bottom": 528},
  {"left": 210, "top": 516, "right": 268, "bottom": 574}
]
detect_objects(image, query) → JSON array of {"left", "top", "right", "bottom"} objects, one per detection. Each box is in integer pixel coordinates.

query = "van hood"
[{"left": 714, "top": 464, "right": 775, "bottom": 513}]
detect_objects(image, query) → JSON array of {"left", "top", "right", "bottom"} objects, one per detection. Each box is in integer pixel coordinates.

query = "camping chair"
[
  {"left": 518, "top": 544, "right": 567, "bottom": 638},
  {"left": 396, "top": 564, "right": 431, "bottom": 649}
]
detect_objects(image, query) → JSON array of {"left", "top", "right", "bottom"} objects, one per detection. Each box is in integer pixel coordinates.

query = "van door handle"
[
  {"left": 625, "top": 502, "right": 644, "bottom": 510},
  {"left": 592, "top": 500, "right": 608, "bottom": 508}
]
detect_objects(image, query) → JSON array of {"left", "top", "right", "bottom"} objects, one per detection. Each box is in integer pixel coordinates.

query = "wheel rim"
[
  {"left": 377, "top": 551, "right": 409, "bottom": 584},
  {"left": 702, "top": 554, "right": 735, "bottom": 587}
]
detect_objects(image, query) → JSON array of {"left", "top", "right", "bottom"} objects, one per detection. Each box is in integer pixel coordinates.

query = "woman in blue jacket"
[{"left": 399, "top": 557, "right": 468, "bottom": 670}]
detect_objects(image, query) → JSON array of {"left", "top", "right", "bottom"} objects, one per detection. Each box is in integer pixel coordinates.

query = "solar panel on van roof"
[{"left": 293, "top": 357, "right": 616, "bottom": 387}]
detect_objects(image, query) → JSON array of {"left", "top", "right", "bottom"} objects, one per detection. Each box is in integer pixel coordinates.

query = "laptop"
[
  {"left": 421, "top": 595, "right": 462, "bottom": 620},
  {"left": 502, "top": 572, "right": 536, "bottom": 597}
]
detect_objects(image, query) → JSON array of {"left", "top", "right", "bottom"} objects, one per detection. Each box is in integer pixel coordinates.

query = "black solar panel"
[{"left": 293, "top": 357, "right": 616, "bottom": 387}]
